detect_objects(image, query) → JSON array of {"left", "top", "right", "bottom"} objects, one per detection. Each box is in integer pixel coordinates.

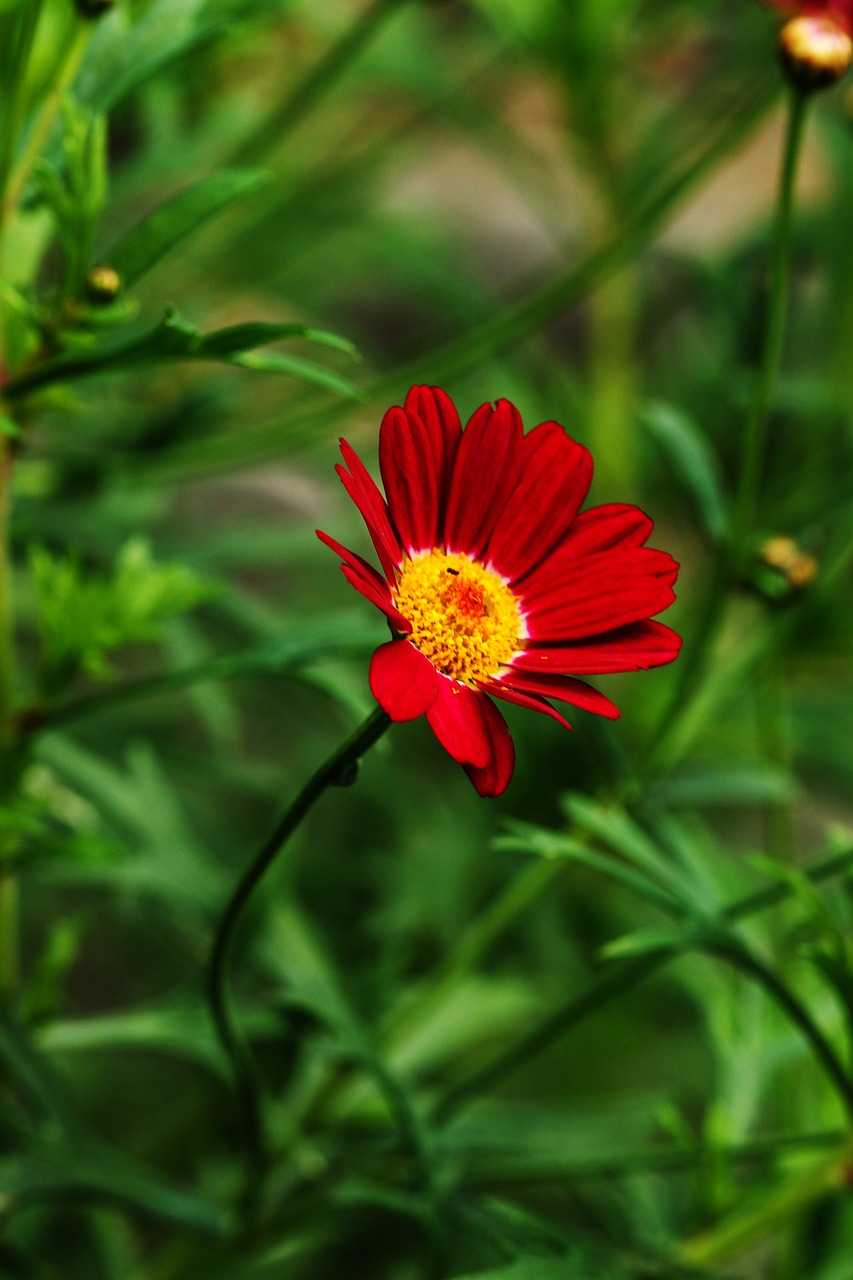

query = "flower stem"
[
  {"left": 678, "top": 1137, "right": 853, "bottom": 1269},
  {"left": 0, "top": 440, "right": 19, "bottom": 999},
  {"left": 431, "top": 838, "right": 853, "bottom": 1125},
  {"left": 2, "top": 21, "right": 91, "bottom": 224},
  {"left": 649, "top": 89, "right": 809, "bottom": 767},
  {"left": 731, "top": 88, "right": 808, "bottom": 554},
  {"left": 708, "top": 939, "right": 853, "bottom": 1121},
  {"left": 755, "top": 650, "right": 795, "bottom": 862},
  {"left": 153, "top": 83, "right": 774, "bottom": 487},
  {"left": 206, "top": 706, "right": 390, "bottom": 1203},
  {"left": 381, "top": 857, "right": 563, "bottom": 1053},
  {"left": 234, "top": 0, "right": 409, "bottom": 166}
]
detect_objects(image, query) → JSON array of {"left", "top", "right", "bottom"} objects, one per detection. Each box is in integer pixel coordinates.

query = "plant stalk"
[
  {"left": 234, "top": 0, "right": 409, "bottom": 166},
  {"left": 649, "top": 89, "right": 809, "bottom": 768},
  {"left": 206, "top": 706, "right": 390, "bottom": 1203}
]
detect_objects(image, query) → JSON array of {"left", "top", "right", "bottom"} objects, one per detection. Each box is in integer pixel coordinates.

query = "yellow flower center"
[{"left": 393, "top": 550, "right": 525, "bottom": 685}]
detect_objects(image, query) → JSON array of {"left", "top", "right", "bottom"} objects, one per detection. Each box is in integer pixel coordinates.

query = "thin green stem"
[
  {"left": 755, "top": 650, "right": 795, "bottom": 862},
  {"left": 2, "top": 22, "right": 90, "bottom": 223},
  {"left": 233, "top": 0, "right": 409, "bottom": 167},
  {"left": 707, "top": 939, "right": 853, "bottom": 1120},
  {"left": 586, "top": 265, "right": 638, "bottom": 496},
  {"left": 643, "top": 504, "right": 853, "bottom": 781},
  {"left": 381, "top": 858, "right": 563, "bottom": 1052},
  {"left": 678, "top": 1135, "right": 853, "bottom": 1269},
  {"left": 0, "top": 0, "right": 47, "bottom": 377},
  {"left": 0, "top": 441, "right": 19, "bottom": 999},
  {"left": 144, "top": 82, "right": 775, "bottom": 486},
  {"left": 732, "top": 88, "right": 809, "bottom": 553},
  {"left": 23, "top": 618, "right": 372, "bottom": 735},
  {"left": 432, "top": 951, "right": 664, "bottom": 1125},
  {"left": 431, "top": 838, "right": 853, "bottom": 1125},
  {"left": 464, "top": 1128, "right": 845, "bottom": 1188},
  {"left": 0, "top": 443, "right": 16, "bottom": 749},
  {"left": 649, "top": 91, "right": 809, "bottom": 766},
  {"left": 206, "top": 706, "right": 390, "bottom": 1205},
  {"left": 0, "top": 1, "right": 46, "bottom": 209},
  {"left": 0, "top": 876, "right": 18, "bottom": 1000}
]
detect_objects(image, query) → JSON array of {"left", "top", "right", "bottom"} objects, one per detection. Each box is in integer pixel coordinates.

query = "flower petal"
[
  {"left": 523, "top": 549, "right": 679, "bottom": 641},
  {"left": 443, "top": 399, "right": 523, "bottom": 558},
  {"left": 484, "top": 680, "right": 573, "bottom": 731},
  {"left": 338, "top": 439, "right": 402, "bottom": 580},
  {"left": 339, "top": 565, "right": 410, "bottom": 632},
  {"left": 370, "top": 640, "right": 439, "bottom": 720},
  {"left": 515, "top": 621, "right": 682, "bottom": 674},
  {"left": 501, "top": 671, "right": 620, "bottom": 719},
  {"left": 484, "top": 422, "right": 593, "bottom": 581},
  {"left": 462, "top": 695, "right": 516, "bottom": 797},
  {"left": 404, "top": 385, "right": 462, "bottom": 512},
  {"left": 517, "top": 502, "right": 654, "bottom": 597},
  {"left": 317, "top": 529, "right": 412, "bottom": 632},
  {"left": 425, "top": 677, "right": 491, "bottom": 768},
  {"left": 379, "top": 406, "right": 439, "bottom": 556}
]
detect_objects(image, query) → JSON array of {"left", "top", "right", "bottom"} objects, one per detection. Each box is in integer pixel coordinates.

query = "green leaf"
[
  {"left": 30, "top": 538, "right": 216, "bottom": 696},
  {"left": 77, "top": 0, "right": 226, "bottom": 116},
  {"left": 192, "top": 319, "right": 356, "bottom": 360},
  {"left": 231, "top": 350, "right": 364, "bottom": 400},
  {"left": 5, "top": 307, "right": 358, "bottom": 398},
  {"left": 451, "top": 1255, "right": 589, "bottom": 1280},
  {"left": 39, "top": 611, "right": 379, "bottom": 731},
  {"left": 650, "top": 765, "right": 797, "bottom": 809},
  {"left": 494, "top": 822, "right": 684, "bottom": 916},
  {"left": 105, "top": 169, "right": 268, "bottom": 286},
  {"left": 562, "top": 794, "right": 702, "bottom": 907},
  {"left": 1, "top": 1144, "right": 227, "bottom": 1236},
  {"left": 641, "top": 399, "right": 729, "bottom": 542},
  {"left": 600, "top": 925, "right": 699, "bottom": 961},
  {"left": 35, "top": 1000, "right": 274, "bottom": 1078}
]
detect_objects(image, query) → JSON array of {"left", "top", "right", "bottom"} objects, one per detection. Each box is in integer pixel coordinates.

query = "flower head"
[
  {"left": 318, "top": 388, "right": 681, "bottom": 797},
  {"left": 761, "top": 0, "right": 853, "bottom": 86}
]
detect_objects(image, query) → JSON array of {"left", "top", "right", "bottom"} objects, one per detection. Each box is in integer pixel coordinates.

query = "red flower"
[{"left": 318, "top": 388, "right": 681, "bottom": 798}]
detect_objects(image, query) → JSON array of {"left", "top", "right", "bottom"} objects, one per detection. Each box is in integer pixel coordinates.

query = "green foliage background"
[{"left": 2, "top": 0, "right": 853, "bottom": 1277}]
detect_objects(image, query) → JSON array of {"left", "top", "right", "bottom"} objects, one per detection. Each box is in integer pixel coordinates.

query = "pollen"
[{"left": 393, "top": 550, "right": 525, "bottom": 684}]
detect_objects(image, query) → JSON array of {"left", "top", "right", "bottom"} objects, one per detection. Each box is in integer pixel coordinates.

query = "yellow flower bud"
[
  {"left": 84, "top": 265, "right": 122, "bottom": 305},
  {"left": 779, "top": 14, "right": 853, "bottom": 90}
]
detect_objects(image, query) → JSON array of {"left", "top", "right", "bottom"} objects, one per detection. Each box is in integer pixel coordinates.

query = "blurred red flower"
[
  {"left": 319, "top": 387, "right": 681, "bottom": 797},
  {"left": 761, "top": 0, "right": 853, "bottom": 85}
]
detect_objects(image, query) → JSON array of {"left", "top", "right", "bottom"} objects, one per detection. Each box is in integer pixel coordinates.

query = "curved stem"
[
  {"left": 707, "top": 940, "right": 853, "bottom": 1121},
  {"left": 432, "top": 951, "right": 665, "bottom": 1125},
  {"left": 206, "top": 706, "right": 390, "bottom": 1201}
]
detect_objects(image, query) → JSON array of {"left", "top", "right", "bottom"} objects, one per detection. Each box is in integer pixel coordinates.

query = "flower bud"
[
  {"left": 779, "top": 14, "right": 853, "bottom": 90},
  {"left": 84, "top": 265, "right": 122, "bottom": 305},
  {"left": 757, "top": 535, "right": 818, "bottom": 594}
]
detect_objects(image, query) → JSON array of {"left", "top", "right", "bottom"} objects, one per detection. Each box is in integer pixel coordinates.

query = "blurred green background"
[{"left": 3, "top": 0, "right": 853, "bottom": 1277}]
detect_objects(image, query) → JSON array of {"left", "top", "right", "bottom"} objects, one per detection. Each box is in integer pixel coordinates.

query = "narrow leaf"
[
  {"left": 231, "top": 351, "right": 364, "bottom": 399},
  {"left": 5, "top": 309, "right": 357, "bottom": 399},
  {"left": 641, "top": 399, "right": 728, "bottom": 542},
  {"left": 106, "top": 170, "right": 268, "bottom": 286}
]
